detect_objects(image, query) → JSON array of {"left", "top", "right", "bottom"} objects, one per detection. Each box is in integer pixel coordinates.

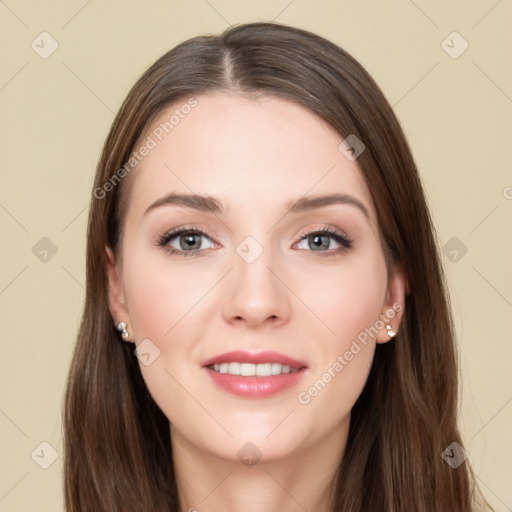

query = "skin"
[{"left": 106, "top": 92, "right": 405, "bottom": 512}]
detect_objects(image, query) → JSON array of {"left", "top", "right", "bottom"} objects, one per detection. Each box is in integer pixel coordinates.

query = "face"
[{"left": 106, "top": 92, "right": 405, "bottom": 464}]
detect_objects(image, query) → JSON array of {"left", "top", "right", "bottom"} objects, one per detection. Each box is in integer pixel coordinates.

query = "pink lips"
[{"left": 201, "top": 350, "right": 308, "bottom": 399}]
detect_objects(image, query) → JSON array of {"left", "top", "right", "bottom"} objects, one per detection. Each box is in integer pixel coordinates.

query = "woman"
[{"left": 63, "top": 21, "right": 488, "bottom": 511}]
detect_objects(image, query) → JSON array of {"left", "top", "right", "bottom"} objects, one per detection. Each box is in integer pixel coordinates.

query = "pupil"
[
  {"left": 181, "top": 234, "right": 199, "bottom": 250},
  {"left": 310, "top": 235, "right": 328, "bottom": 250}
]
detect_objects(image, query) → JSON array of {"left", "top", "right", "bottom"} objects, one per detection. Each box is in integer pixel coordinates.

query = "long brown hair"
[{"left": 63, "top": 21, "right": 488, "bottom": 511}]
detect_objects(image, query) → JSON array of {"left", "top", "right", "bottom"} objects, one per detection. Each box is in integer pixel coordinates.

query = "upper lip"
[{"left": 201, "top": 350, "right": 307, "bottom": 369}]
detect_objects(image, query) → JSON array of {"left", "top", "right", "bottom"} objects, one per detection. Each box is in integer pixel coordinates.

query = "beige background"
[{"left": 1, "top": 1, "right": 511, "bottom": 510}]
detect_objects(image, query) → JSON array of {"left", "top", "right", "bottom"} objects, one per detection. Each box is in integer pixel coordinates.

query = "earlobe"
[{"left": 376, "top": 268, "right": 407, "bottom": 344}]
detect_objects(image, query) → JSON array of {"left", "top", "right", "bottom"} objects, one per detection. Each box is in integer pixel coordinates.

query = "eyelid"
[
  {"left": 296, "top": 225, "right": 351, "bottom": 243},
  {"left": 158, "top": 224, "right": 217, "bottom": 242}
]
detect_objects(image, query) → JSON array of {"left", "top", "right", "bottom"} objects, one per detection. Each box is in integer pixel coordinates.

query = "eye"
[
  {"left": 157, "top": 227, "right": 216, "bottom": 257},
  {"left": 295, "top": 227, "right": 352, "bottom": 255},
  {"left": 157, "top": 225, "right": 353, "bottom": 258}
]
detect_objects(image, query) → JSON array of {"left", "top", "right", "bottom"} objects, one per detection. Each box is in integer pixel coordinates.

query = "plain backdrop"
[{"left": 1, "top": 1, "right": 511, "bottom": 510}]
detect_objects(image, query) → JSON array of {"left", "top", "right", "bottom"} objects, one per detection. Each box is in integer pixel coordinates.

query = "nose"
[{"left": 221, "top": 243, "right": 292, "bottom": 329}]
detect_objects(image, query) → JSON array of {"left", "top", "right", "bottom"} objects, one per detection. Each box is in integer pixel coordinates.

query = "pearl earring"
[
  {"left": 386, "top": 324, "right": 396, "bottom": 338},
  {"left": 116, "top": 322, "right": 130, "bottom": 341}
]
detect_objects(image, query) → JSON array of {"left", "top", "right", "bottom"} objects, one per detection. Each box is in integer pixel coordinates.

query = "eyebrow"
[{"left": 144, "top": 192, "right": 370, "bottom": 219}]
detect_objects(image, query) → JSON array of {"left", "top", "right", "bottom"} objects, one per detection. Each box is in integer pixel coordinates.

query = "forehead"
[{"left": 124, "top": 92, "right": 376, "bottom": 223}]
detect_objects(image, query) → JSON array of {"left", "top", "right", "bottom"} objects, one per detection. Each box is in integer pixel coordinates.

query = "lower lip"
[{"left": 203, "top": 367, "right": 307, "bottom": 398}]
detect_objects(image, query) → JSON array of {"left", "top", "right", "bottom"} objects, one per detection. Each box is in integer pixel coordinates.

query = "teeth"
[{"left": 211, "top": 362, "right": 298, "bottom": 376}]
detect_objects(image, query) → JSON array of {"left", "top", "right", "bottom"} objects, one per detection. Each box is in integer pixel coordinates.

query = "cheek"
[
  {"left": 120, "top": 252, "right": 212, "bottom": 427},
  {"left": 120, "top": 245, "right": 220, "bottom": 394},
  {"left": 122, "top": 250, "right": 211, "bottom": 342},
  {"left": 299, "top": 247, "right": 388, "bottom": 346},
  {"left": 294, "top": 251, "right": 387, "bottom": 421},
  {"left": 124, "top": 270, "right": 175, "bottom": 342}
]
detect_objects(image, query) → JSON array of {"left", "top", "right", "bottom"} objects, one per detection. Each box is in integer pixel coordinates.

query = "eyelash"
[{"left": 156, "top": 225, "right": 353, "bottom": 258}]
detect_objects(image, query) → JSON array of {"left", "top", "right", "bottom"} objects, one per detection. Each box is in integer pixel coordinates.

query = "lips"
[
  {"left": 201, "top": 350, "right": 308, "bottom": 399},
  {"left": 201, "top": 350, "right": 307, "bottom": 369}
]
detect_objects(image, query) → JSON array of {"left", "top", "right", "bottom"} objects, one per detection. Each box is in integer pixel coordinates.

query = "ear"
[
  {"left": 376, "top": 267, "right": 407, "bottom": 344},
  {"left": 105, "top": 246, "right": 133, "bottom": 342}
]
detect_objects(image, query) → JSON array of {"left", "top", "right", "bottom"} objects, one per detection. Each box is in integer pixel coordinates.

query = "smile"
[{"left": 201, "top": 350, "right": 308, "bottom": 398}]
